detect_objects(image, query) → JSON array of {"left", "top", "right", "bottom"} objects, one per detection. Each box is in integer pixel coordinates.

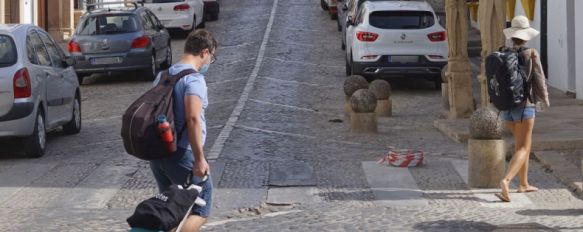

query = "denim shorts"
[
  {"left": 502, "top": 106, "right": 536, "bottom": 122},
  {"left": 149, "top": 148, "right": 213, "bottom": 218}
]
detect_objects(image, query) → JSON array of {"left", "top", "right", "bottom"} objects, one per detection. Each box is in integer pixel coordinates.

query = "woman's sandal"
[{"left": 495, "top": 193, "right": 511, "bottom": 202}]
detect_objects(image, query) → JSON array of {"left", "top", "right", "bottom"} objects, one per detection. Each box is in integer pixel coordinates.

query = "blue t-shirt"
[{"left": 154, "top": 63, "right": 208, "bottom": 150}]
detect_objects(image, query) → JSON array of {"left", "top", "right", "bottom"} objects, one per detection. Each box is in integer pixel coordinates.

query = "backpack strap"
[{"left": 171, "top": 69, "right": 198, "bottom": 143}]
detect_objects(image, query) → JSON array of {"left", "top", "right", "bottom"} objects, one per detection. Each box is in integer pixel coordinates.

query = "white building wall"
[
  {"left": 545, "top": 0, "right": 569, "bottom": 91},
  {"left": 512, "top": 0, "right": 541, "bottom": 52},
  {"left": 576, "top": 1, "right": 583, "bottom": 100}
]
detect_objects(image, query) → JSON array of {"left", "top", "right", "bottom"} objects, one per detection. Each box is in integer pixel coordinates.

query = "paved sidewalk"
[{"left": 435, "top": 87, "right": 583, "bottom": 151}]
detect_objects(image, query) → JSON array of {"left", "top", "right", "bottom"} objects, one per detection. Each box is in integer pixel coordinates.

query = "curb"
[{"left": 532, "top": 151, "right": 583, "bottom": 198}]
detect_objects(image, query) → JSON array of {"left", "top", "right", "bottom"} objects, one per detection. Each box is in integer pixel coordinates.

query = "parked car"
[
  {"left": 144, "top": 0, "right": 205, "bottom": 31},
  {"left": 69, "top": 2, "right": 172, "bottom": 82},
  {"left": 0, "top": 24, "right": 81, "bottom": 158},
  {"left": 339, "top": 0, "right": 394, "bottom": 50},
  {"left": 320, "top": 0, "right": 339, "bottom": 20},
  {"left": 345, "top": 0, "right": 447, "bottom": 87},
  {"left": 203, "top": 0, "right": 220, "bottom": 21}
]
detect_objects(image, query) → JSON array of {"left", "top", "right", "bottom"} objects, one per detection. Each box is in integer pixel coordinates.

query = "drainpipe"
[
  {"left": 0, "top": 0, "right": 4, "bottom": 24},
  {"left": 540, "top": 0, "right": 548, "bottom": 76}
]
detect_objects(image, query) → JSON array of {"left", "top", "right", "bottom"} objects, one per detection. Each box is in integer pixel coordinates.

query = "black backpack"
[
  {"left": 121, "top": 69, "right": 195, "bottom": 160},
  {"left": 127, "top": 175, "right": 208, "bottom": 231},
  {"left": 485, "top": 47, "right": 534, "bottom": 111}
]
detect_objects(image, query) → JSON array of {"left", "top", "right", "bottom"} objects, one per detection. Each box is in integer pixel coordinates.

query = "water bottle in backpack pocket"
[{"left": 121, "top": 69, "right": 196, "bottom": 160}]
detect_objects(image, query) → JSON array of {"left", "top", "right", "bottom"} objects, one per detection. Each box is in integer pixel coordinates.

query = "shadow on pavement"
[
  {"left": 515, "top": 208, "right": 583, "bottom": 216},
  {"left": 414, "top": 220, "right": 559, "bottom": 232}
]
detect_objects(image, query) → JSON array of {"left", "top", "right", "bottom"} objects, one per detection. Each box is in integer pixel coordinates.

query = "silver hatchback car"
[
  {"left": 69, "top": 3, "right": 172, "bottom": 82},
  {"left": 0, "top": 24, "right": 81, "bottom": 158}
]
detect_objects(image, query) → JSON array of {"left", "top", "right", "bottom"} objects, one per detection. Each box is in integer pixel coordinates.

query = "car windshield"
[
  {"left": 145, "top": 0, "right": 184, "bottom": 3},
  {"left": 77, "top": 14, "right": 139, "bottom": 35},
  {"left": 0, "top": 35, "right": 17, "bottom": 67},
  {"left": 369, "top": 11, "right": 435, "bottom": 29}
]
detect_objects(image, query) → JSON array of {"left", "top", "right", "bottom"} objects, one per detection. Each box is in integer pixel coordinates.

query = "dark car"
[
  {"left": 69, "top": 2, "right": 172, "bottom": 83},
  {"left": 204, "top": 0, "right": 220, "bottom": 21}
]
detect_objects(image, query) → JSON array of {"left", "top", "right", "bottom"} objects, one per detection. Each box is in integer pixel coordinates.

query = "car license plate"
[
  {"left": 91, "top": 57, "right": 122, "bottom": 65},
  {"left": 389, "top": 56, "right": 419, "bottom": 63}
]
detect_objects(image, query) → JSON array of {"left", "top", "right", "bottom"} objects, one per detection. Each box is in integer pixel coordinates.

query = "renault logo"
[{"left": 401, "top": 34, "right": 407, "bottom": 40}]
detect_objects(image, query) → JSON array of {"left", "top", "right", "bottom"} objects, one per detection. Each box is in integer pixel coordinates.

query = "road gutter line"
[{"left": 207, "top": 0, "right": 279, "bottom": 160}]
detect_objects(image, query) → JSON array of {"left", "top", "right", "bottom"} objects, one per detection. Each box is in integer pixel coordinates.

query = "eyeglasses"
[{"left": 210, "top": 53, "right": 216, "bottom": 64}]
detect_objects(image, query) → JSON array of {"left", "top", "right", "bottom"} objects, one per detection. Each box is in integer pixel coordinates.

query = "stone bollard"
[
  {"left": 468, "top": 107, "right": 506, "bottom": 188},
  {"left": 369, "top": 80, "right": 392, "bottom": 117},
  {"left": 441, "top": 64, "right": 449, "bottom": 110},
  {"left": 343, "top": 75, "right": 369, "bottom": 119},
  {"left": 350, "top": 89, "right": 377, "bottom": 133}
]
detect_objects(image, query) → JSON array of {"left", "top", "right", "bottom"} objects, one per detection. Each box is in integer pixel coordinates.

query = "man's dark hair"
[{"left": 184, "top": 29, "right": 218, "bottom": 56}]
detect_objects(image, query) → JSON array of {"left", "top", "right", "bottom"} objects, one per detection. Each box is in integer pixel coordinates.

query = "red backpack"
[{"left": 121, "top": 69, "right": 195, "bottom": 160}]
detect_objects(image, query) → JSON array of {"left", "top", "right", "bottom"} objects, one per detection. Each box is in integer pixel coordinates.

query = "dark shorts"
[
  {"left": 149, "top": 148, "right": 213, "bottom": 218},
  {"left": 502, "top": 106, "right": 536, "bottom": 122}
]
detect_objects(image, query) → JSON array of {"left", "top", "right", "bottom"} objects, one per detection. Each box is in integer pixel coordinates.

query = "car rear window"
[
  {"left": 77, "top": 14, "right": 139, "bottom": 35},
  {"left": 145, "top": 0, "right": 183, "bottom": 3},
  {"left": 369, "top": 11, "right": 435, "bottom": 29},
  {"left": 0, "top": 35, "right": 17, "bottom": 67}
]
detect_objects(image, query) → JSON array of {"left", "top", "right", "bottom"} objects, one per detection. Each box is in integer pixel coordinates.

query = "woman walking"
[{"left": 495, "top": 15, "right": 551, "bottom": 202}]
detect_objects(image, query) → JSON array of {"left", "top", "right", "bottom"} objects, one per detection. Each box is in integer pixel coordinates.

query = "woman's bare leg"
[{"left": 500, "top": 118, "right": 535, "bottom": 200}]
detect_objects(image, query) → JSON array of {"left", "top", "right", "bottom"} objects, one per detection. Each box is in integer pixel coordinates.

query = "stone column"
[
  {"left": 63, "top": 0, "right": 75, "bottom": 39},
  {"left": 343, "top": 75, "right": 369, "bottom": 119},
  {"left": 441, "top": 64, "right": 449, "bottom": 110},
  {"left": 478, "top": 0, "right": 507, "bottom": 107},
  {"left": 0, "top": 0, "right": 5, "bottom": 24},
  {"left": 369, "top": 80, "right": 392, "bottom": 117},
  {"left": 47, "top": 0, "right": 63, "bottom": 41},
  {"left": 445, "top": 0, "right": 474, "bottom": 118},
  {"left": 468, "top": 107, "right": 506, "bottom": 188},
  {"left": 350, "top": 89, "right": 377, "bottom": 133}
]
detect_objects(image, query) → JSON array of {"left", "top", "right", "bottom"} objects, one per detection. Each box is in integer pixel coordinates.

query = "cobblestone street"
[{"left": 1, "top": 0, "right": 583, "bottom": 231}]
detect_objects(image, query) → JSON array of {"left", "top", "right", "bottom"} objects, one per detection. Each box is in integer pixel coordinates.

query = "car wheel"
[
  {"left": 143, "top": 54, "right": 157, "bottom": 81},
  {"left": 24, "top": 110, "right": 46, "bottom": 158},
  {"left": 77, "top": 75, "right": 85, "bottom": 85},
  {"left": 434, "top": 78, "right": 442, "bottom": 90},
  {"left": 320, "top": 0, "right": 328, "bottom": 11},
  {"left": 345, "top": 55, "right": 352, "bottom": 76},
  {"left": 197, "top": 16, "right": 205, "bottom": 29},
  {"left": 63, "top": 93, "right": 81, "bottom": 135},
  {"left": 330, "top": 13, "right": 338, "bottom": 20},
  {"left": 161, "top": 43, "right": 172, "bottom": 70},
  {"left": 364, "top": 75, "right": 375, "bottom": 82}
]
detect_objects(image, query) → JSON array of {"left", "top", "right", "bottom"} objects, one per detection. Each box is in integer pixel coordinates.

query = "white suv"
[
  {"left": 144, "top": 0, "right": 205, "bottom": 31},
  {"left": 345, "top": 1, "right": 447, "bottom": 86}
]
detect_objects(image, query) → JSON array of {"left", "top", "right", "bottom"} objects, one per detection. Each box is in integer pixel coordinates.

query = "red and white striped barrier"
[{"left": 378, "top": 148, "right": 424, "bottom": 167}]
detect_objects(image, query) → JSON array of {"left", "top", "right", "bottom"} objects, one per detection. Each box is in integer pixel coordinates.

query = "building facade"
[
  {"left": 470, "top": 0, "right": 583, "bottom": 100},
  {"left": 1, "top": 0, "right": 82, "bottom": 42}
]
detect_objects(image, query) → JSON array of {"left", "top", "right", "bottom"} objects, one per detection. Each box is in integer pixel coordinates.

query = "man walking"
[{"left": 150, "top": 29, "right": 217, "bottom": 231}]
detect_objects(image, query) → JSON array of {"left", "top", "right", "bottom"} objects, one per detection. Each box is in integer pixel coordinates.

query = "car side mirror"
[
  {"left": 64, "top": 56, "right": 76, "bottom": 67},
  {"left": 342, "top": 4, "right": 348, "bottom": 11},
  {"left": 347, "top": 16, "right": 353, "bottom": 26}
]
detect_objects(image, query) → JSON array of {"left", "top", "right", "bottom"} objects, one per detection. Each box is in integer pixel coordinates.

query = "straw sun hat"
[{"left": 503, "top": 15, "right": 540, "bottom": 41}]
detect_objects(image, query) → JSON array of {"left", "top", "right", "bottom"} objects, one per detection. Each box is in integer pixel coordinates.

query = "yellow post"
[
  {"left": 468, "top": 2, "right": 479, "bottom": 22},
  {"left": 478, "top": 0, "right": 507, "bottom": 107},
  {"left": 0, "top": 0, "right": 4, "bottom": 24},
  {"left": 521, "top": 0, "right": 536, "bottom": 21},
  {"left": 507, "top": 0, "right": 516, "bottom": 21}
]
